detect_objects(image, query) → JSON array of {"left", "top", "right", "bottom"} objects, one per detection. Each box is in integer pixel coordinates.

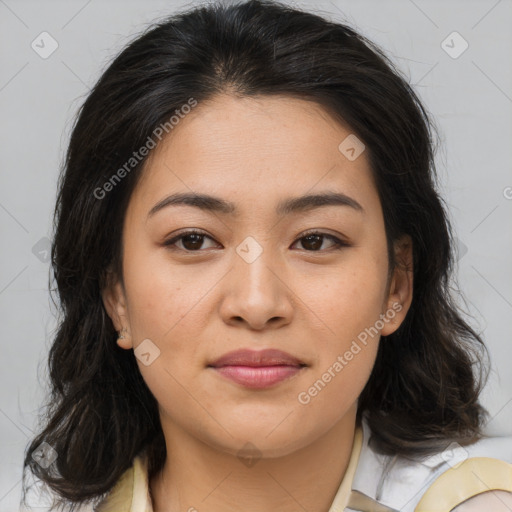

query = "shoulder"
[
  {"left": 415, "top": 456, "right": 512, "bottom": 512},
  {"left": 349, "top": 416, "right": 512, "bottom": 512}
]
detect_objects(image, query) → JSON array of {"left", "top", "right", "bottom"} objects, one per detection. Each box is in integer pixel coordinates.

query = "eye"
[
  {"left": 163, "top": 229, "right": 349, "bottom": 253},
  {"left": 163, "top": 230, "right": 219, "bottom": 251},
  {"left": 291, "top": 231, "right": 349, "bottom": 252}
]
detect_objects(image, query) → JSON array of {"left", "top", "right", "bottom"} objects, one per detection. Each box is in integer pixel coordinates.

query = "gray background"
[{"left": 1, "top": 0, "right": 511, "bottom": 509}]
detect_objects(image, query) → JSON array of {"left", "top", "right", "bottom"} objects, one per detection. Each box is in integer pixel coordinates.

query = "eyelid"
[
  {"left": 297, "top": 228, "right": 351, "bottom": 244},
  {"left": 292, "top": 230, "right": 350, "bottom": 251}
]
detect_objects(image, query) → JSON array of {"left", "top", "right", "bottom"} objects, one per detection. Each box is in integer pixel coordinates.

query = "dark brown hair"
[{"left": 22, "top": 0, "right": 489, "bottom": 509}]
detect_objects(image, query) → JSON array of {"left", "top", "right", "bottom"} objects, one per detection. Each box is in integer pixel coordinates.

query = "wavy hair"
[{"left": 22, "top": 0, "right": 489, "bottom": 509}]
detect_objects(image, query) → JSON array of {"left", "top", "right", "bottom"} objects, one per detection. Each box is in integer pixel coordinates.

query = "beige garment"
[{"left": 96, "top": 425, "right": 364, "bottom": 512}]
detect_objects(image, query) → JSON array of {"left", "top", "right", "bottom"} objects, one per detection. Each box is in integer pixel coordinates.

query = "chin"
[{"left": 199, "top": 419, "right": 315, "bottom": 459}]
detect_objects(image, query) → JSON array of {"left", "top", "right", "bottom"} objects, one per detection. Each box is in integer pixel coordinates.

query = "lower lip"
[{"left": 212, "top": 365, "right": 303, "bottom": 389}]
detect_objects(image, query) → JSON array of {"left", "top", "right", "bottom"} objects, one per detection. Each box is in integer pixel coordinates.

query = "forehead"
[{"left": 130, "top": 93, "right": 379, "bottom": 217}]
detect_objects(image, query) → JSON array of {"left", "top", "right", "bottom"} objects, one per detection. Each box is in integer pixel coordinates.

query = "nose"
[{"left": 218, "top": 241, "right": 294, "bottom": 331}]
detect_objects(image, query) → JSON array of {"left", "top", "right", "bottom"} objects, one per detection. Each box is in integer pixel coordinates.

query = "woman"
[{"left": 22, "top": 1, "right": 512, "bottom": 511}]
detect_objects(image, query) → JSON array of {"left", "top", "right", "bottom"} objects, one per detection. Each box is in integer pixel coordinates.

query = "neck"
[{"left": 150, "top": 407, "right": 359, "bottom": 512}]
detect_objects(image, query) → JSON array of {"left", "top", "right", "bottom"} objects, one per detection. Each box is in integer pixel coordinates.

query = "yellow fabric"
[
  {"left": 95, "top": 425, "right": 363, "bottom": 511},
  {"left": 414, "top": 457, "right": 512, "bottom": 512},
  {"left": 95, "top": 454, "right": 152, "bottom": 511},
  {"left": 327, "top": 423, "right": 363, "bottom": 511}
]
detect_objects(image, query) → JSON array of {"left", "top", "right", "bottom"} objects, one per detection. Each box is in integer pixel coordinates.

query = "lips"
[
  {"left": 208, "top": 349, "right": 306, "bottom": 368},
  {"left": 208, "top": 349, "right": 307, "bottom": 389}
]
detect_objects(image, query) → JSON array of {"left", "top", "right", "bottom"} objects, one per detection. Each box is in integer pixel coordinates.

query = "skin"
[{"left": 102, "top": 93, "right": 413, "bottom": 512}]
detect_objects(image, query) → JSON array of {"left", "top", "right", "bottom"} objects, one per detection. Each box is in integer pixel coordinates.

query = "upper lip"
[{"left": 208, "top": 349, "right": 306, "bottom": 368}]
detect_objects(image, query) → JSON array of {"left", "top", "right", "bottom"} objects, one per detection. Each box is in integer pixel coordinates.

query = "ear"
[
  {"left": 380, "top": 234, "right": 413, "bottom": 336},
  {"left": 101, "top": 269, "right": 133, "bottom": 350}
]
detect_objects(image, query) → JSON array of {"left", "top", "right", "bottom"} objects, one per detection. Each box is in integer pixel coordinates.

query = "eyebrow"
[{"left": 147, "top": 191, "right": 364, "bottom": 219}]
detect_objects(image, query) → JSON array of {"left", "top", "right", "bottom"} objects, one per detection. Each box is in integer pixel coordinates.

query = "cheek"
[
  {"left": 297, "top": 254, "right": 387, "bottom": 388},
  {"left": 292, "top": 270, "right": 384, "bottom": 433},
  {"left": 300, "top": 254, "right": 388, "bottom": 338},
  {"left": 121, "top": 248, "right": 217, "bottom": 412},
  {"left": 123, "top": 242, "right": 207, "bottom": 340}
]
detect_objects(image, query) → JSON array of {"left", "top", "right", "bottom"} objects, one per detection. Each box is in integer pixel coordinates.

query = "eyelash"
[{"left": 163, "top": 229, "right": 350, "bottom": 253}]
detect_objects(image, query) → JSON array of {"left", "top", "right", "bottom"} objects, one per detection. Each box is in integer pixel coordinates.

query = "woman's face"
[{"left": 103, "top": 93, "right": 412, "bottom": 458}]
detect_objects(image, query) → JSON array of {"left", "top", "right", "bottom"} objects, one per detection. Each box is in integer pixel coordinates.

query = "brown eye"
[
  {"left": 164, "top": 230, "right": 218, "bottom": 251},
  {"left": 292, "top": 232, "right": 348, "bottom": 252},
  {"left": 164, "top": 230, "right": 349, "bottom": 253}
]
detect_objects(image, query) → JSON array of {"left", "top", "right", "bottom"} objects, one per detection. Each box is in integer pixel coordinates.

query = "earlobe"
[
  {"left": 101, "top": 271, "right": 133, "bottom": 349},
  {"left": 116, "top": 327, "right": 132, "bottom": 350},
  {"left": 381, "top": 235, "right": 413, "bottom": 336}
]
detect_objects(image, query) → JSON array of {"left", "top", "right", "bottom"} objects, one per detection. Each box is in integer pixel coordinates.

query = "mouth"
[{"left": 207, "top": 349, "right": 307, "bottom": 389}]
